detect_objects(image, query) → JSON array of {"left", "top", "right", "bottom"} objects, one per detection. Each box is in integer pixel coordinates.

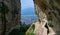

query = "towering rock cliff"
[
  {"left": 26, "top": 0, "right": 60, "bottom": 35},
  {"left": 0, "top": 0, "right": 20, "bottom": 35}
]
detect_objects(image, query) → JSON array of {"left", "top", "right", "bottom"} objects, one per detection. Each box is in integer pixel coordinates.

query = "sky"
[
  {"left": 21, "top": 0, "right": 38, "bottom": 25},
  {"left": 21, "top": 0, "right": 34, "bottom": 10},
  {"left": 21, "top": 0, "right": 36, "bottom": 15}
]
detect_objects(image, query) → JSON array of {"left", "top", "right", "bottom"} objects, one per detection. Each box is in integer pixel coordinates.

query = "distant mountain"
[{"left": 21, "top": 8, "right": 36, "bottom": 15}]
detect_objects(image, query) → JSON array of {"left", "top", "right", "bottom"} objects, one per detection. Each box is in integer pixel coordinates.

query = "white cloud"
[{"left": 21, "top": 0, "right": 34, "bottom": 10}]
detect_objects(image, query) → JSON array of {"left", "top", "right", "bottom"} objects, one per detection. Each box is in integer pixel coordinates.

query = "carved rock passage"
[
  {"left": 26, "top": 0, "right": 60, "bottom": 35},
  {"left": 33, "top": 0, "right": 60, "bottom": 35}
]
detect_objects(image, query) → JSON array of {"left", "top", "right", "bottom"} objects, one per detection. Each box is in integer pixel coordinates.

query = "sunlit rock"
[{"left": 26, "top": 0, "right": 60, "bottom": 35}]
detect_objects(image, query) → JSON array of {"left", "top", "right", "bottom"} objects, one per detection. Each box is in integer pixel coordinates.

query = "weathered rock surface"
[
  {"left": 26, "top": 0, "right": 60, "bottom": 35},
  {"left": 0, "top": 0, "right": 20, "bottom": 35}
]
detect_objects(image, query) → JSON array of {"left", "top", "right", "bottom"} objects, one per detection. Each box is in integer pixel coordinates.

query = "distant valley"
[{"left": 21, "top": 8, "right": 38, "bottom": 25}]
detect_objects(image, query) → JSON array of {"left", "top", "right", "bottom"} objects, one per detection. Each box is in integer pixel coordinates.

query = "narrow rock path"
[{"left": 34, "top": 21, "right": 47, "bottom": 35}]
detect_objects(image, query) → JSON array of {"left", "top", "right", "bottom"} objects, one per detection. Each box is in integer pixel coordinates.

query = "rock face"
[
  {"left": 26, "top": 0, "right": 60, "bottom": 35},
  {"left": 0, "top": 0, "right": 20, "bottom": 35}
]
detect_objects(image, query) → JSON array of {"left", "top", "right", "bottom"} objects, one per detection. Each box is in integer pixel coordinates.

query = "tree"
[{"left": 0, "top": 2, "right": 9, "bottom": 35}]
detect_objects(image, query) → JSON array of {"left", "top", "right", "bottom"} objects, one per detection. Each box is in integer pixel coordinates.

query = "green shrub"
[
  {"left": 8, "top": 23, "right": 30, "bottom": 35},
  {"left": 29, "top": 32, "right": 35, "bottom": 35},
  {"left": 20, "top": 24, "right": 30, "bottom": 35},
  {"left": 31, "top": 24, "right": 35, "bottom": 30}
]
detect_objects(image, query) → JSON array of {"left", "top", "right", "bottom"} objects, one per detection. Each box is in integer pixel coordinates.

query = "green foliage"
[
  {"left": 8, "top": 24, "right": 30, "bottom": 35},
  {"left": 20, "top": 24, "right": 30, "bottom": 35},
  {"left": 26, "top": 23, "right": 35, "bottom": 35},
  {"left": 31, "top": 24, "right": 35, "bottom": 30},
  {"left": 26, "top": 31, "right": 35, "bottom": 35},
  {"left": 29, "top": 32, "right": 35, "bottom": 35}
]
